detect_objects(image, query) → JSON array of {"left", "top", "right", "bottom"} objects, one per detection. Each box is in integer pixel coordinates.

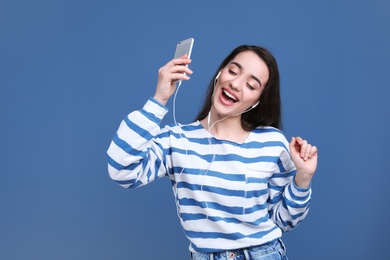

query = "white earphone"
[
  {"left": 251, "top": 101, "right": 259, "bottom": 109},
  {"left": 214, "top": 70, "right": 221, "bottom": 87},
  {"left": 216, "top": 70, "right": 221, "bottom": 79}
]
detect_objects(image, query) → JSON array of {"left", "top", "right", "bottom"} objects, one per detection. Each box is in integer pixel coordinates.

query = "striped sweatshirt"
[{"left": 106, "top": 97, "right": 311, "bottom": 253}]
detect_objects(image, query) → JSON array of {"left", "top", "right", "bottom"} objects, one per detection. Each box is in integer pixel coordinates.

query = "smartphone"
[{"left": 174, "top": 38, "right": 194, "bottom": 59}]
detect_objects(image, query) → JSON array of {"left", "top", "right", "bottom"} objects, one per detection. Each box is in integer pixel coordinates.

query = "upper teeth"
[{"left": 223, "top": 90, "right": 237, "bottom": 101}]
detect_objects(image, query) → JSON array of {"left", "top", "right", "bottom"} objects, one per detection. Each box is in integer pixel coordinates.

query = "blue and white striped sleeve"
[
  {"left": 267, "top": 136, "right": 312, "bottom": 232},
  {"left": 106, "top": 97, "right": 170, "bottom": 189}
]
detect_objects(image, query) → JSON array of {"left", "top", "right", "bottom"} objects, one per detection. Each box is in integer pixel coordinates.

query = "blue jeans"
[{"left": 190, "top": 239, "right": 288, "bottom": 260}]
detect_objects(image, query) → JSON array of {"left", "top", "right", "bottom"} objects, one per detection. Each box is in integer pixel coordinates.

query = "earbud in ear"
[
  {"left": 215, "top": 70, "right": 221, "bottom": 80},
  {"left": 214, "top": 70, "right": 222, "bottom": 88}
]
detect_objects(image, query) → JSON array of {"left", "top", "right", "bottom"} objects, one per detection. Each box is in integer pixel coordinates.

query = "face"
[{"left": 212, "top": 51, "right": 270, "bottom": 116}]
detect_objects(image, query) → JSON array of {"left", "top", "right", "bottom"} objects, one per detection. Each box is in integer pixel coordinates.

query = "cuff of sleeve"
[
  {"left": 141, "top": 97, "right": 169, "bottom": 123},
  {"left": 290, "top": 177, "right": 311, "bottom": 201}
]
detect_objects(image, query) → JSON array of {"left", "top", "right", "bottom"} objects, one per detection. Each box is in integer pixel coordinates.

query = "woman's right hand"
[{"left": 153, "top": 55, "right": 193, "bottom": 105}]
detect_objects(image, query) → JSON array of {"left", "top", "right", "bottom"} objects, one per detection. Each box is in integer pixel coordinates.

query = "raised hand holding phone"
[{"left": 154, "top": 38, "right": 194, "bottom": 106}]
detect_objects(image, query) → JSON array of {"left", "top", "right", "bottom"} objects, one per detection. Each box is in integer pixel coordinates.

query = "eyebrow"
[{"left": 230, "top": 61, "right": 263, "bottom": 87}]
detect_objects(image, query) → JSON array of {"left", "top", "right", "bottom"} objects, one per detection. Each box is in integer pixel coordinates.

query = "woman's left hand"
[{"left": 289, "top": 136, "right": 318, "bottom": 188}]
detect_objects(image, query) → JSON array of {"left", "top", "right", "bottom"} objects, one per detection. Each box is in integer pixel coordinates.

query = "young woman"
[{"left": 107, "top": 45, "right": 318, "bottom": 259}]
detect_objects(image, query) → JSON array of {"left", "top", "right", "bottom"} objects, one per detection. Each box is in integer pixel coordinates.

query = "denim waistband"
[{"left": 190, "top": 239, "right": 287, "bottom": 260}]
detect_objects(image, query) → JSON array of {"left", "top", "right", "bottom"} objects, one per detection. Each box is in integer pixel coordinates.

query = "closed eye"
[
  {"left": 246, "top": 83, "right": 255, "bottom": 90},
  {"left": 228, "top": 69, "right": 238, "bottom": 75}
]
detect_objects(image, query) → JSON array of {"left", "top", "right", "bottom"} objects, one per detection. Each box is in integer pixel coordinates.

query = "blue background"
[{"left": 1, "top": 0, "right": 389, "bottom": 259}]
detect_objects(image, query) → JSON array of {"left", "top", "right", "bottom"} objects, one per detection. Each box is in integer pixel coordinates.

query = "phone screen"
[{"left": 174, "top": 38, "right": 194, "bottom": 59}]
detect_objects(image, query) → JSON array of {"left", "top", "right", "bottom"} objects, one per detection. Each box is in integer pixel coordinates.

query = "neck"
[{"left": 200, "top": 109, "right": 249, "bottom": 143}]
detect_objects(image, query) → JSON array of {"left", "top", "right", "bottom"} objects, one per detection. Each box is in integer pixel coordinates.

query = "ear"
[
  {"left": 214, "top": 70, "right": 222, "bottom": 88},
  {"left": 215, "top": 70, "right": 221, "bottom": 79}
]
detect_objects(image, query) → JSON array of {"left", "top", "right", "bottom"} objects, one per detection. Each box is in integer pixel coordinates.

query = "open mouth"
[{"left": 222, "top": 89, "right": 238, "bottom": 104}]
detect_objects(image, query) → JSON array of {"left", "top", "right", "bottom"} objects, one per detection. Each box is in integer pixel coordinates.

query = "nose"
[{"left": 229, "top": 77, "right": 245, "bottom": 92}]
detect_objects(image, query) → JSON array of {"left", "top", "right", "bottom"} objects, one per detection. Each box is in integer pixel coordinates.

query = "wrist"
[
  {"left": 153, "top": 94, "right": 168, "bottom": 106},
  {"left": 294, "top": 171, "right": 313, "bottom": 189}
]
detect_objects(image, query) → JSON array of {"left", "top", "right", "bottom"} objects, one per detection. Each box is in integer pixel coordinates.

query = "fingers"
[
  {"left": 291, "top": 136, "right": 318, "bottom": 161},
  {"left": 159, "top": 56, "right": 193, "bottom": 82},
  {"left": 154, "top": 56, "right": 193, "bottom": 105},
  {"left": 172, "top": 54, "right": 192, "bottom": 66},
  {"left": 167, "top": 55, "right": 192, "bottom": 71},
  {"left": 158, "top": 66, "right": 192, "bottom": 82}
]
